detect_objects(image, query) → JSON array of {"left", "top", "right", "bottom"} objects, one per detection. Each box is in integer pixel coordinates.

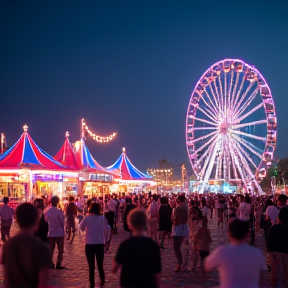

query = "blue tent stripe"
[
  {"left": 84, "top": 146, "right": 96, "bottom": 168},
  {"left": 106, "top": 155, "right": 123, "bottom": 170},
  {"left": 22, "top": 136, "right": 42, "bottom": 164},
  {"left": 125, "top": 155, "right": 152, "bottom": 179}
]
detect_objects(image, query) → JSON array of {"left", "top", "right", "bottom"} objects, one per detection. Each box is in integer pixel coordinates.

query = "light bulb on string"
[{"left": 81, "top": 118, "right": 117, "bottom": 143}]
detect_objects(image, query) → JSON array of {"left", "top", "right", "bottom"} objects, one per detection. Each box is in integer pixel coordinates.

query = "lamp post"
[{"left": 282, "top": 171, "right": 286, "bottom": 194}]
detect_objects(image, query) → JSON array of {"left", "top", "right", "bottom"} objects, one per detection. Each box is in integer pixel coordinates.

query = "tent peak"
[
  {"left": 65, "top": 131, "right": 70, "bottom": 138},
  {"left": 23, "top": 124, "right": 28, "bottom": 132},
  {"left": 122, "top": 147, "right": 126, "bottom": 153}
]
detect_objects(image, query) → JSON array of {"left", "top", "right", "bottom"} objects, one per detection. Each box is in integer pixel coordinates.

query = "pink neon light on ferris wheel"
[{"left": 186, "top": 59, "right": 277, "bottom": 193}]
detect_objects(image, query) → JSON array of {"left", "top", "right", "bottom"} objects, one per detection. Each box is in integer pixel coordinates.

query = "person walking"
[
  {"left": 205, "top": 219, "right": 266, "bottom": 288},
  {"left": 147, "top": 194, "right": 159, "bottom": 242},
  {"left": 194, "top": 218, "right": 212, "bottom": 277},
  {"left": 123, "top": 197, "right": 137, "bottom": 233},
  {"left": 158, "top": 196, "right": 172, "bottom": 249},
  {"left": 65, "top": 196, "right": 78, "bottom": 243},
  {"left": 112, "top": 209, "right": 161, "bottom": 288},
  {"left": 0, "top": 197, "right": 14, "bottom": 244},
  {"left": 34, "top": 198, "right": 49, "bottom": 243},
  {"left": 2, "top": 203, "right": 51, "bottom": 288},
  {"left": 45, "top": 196, "right": 65, "bottom": 269},
  {"left": 266, "top": 206, "right": 288, "bottom": 288},
  {"left": 80, "top": 202, "right": 111, "bottom": 288},
  {"left": 171, "top": 194, "right": 189, "bottom": 272}
]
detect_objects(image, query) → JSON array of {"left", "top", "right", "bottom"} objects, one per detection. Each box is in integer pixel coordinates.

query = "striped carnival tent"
[
  {"left": 74, "top": 139, "right": 120, "bottom": 177},
  {"left": 106, "top": 147, "right": 152, "bottom": 181},
  {"left": 54, "top": 132, "right": 78, "bottom": 170},
  {"left": 0, "top": 125, "right": 67, "bottom": 170}
]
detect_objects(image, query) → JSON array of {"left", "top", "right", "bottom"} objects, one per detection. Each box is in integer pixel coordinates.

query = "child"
[
  {"left": 195, "top": 218, "right": 212, "bottom": 277},
  {"left": 112, "top": 208, "right": 162, "bottom": 288}
]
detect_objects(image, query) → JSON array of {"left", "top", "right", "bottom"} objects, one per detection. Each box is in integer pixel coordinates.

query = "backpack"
[{"left": 192, "top": 206, "right": 203, "bottom": 220}]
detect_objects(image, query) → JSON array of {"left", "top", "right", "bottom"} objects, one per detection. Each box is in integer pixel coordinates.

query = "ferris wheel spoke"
[
  {"left": 231, "top": 134, "right": 263, "bottom": 159},
  {"left": 196, "top": 138, "right": 219, "bottom": 171},
  {"left": 229, "top": 72, "right": 239, "bottom": 110},
  {"left": 223, "top": 136, "right": 228, "bottom": 180},
  {"left": 218, "top": 75, "right": 224, "bottom": 115},
  {"left": 235, "top": 146, "right": 255, "bottom": 178},
  {"left": 234, "top": 140, "right": 258, "bottom": 170},
  {"left": 234, "top": 102, "right": 263, "bottom": 123},
  {"left": 231, "top": 73, "right": 246, "bottom": 110},
  {"left": 208, "top": 84, "right": 221, "bottom": 113},
  {"left": 232, "top": 82, "right": 254, "bottom": 117},
  {"left": 231, "top": 133, "right": 263, "bottom": 157},
  {"left": 192, "top": 133, "right": 219, "bottom": 157},
  {"left": 227, "top": 143, "right": 239, "bottom": 179},
  {"left": 224, "top": 72, "right": 227, "bottom": 112},
  {"left": 197, "top": 105, "right": 218, "bottom": 123},
  {"left": 229, "top": 143, "right": 249, "bottom": 188},
  {"left": 232, "top": 119, "right": 267, "bottom": 129},
  {"left": 199, "top": 145, "right": 213, "bottom": 180},
  {"left": 200, "top": 91, "right": 219, "bottom": 116},
  {"left": 211, "top": 81, "right": 223, "bottom": 114},
  {"left": 215, "top": 139, "right": 223, "bottom": 180},
  {"left": 190, "top": 126, "right": 217, "bottom": 131},
  {"left": 231, "top": 129, "right": 266, "bottom": 142},
  {"left": 190, "top": 130, "right": 218, "bottom": 143},
  {"left": 203, "top": 86, "right": 219, "bottom": 110},
  {"left": 227, "top": 70, "right": 234, "bottom": 111},
  {"left": 191, "top": 116, "right": 218, "bottom": 127},
  {"left": 233, "top": 86, "right": 260, "bottom": 120},
  {"left": 202, "top": 137, "right": 219, "bottom": 182}
]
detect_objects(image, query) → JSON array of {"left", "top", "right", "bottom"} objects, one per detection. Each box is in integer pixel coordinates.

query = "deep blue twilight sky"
[{"left": 0, "top": 1, "right": 287, "bottom": 173}]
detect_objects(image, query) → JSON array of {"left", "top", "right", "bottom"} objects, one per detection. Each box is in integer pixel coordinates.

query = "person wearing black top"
[
  {"left": 158, "top": 197, "right": 172, "bottom": 249},
  {"left": 112, "top": 209, "right": 162, "bottom": 288},
  {"left": 34, "top": 198, "right": 49, "bottom": 243},
  {"left": 123, "top": 197, "right": 137, "bottom": 232},
  {"left": 267, "top": 206, "right": 288, "bottom": 288}
]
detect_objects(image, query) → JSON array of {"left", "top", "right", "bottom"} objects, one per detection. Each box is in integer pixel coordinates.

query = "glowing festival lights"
[
  {"left": 186, "top": 59, "right": 277, "bottom": 194},
  {"left": 81, "top": 119, "right": 117, "bottom": 143}
]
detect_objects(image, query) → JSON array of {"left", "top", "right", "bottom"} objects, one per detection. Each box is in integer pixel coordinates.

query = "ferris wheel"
[{"left": 186, "top": 59, "right": 277, "bottom": 193}]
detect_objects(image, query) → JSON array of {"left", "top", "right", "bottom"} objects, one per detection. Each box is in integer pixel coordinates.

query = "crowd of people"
[{"left": 0, "top": 191, "right": 287, "bottom": 288}]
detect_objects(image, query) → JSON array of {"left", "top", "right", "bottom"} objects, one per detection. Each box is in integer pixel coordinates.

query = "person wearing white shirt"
[
  {"left": 45, "top": 196, "right": 65, "bottom": 269},
  {"left": 80, "top": 202, "right": 110, "bottom": 288},
  {"left": 265, "top": 194, "right": 288, "bottom": 225},
  {"left": 205, "top": 219, "right": 266, "bottom": 288}
]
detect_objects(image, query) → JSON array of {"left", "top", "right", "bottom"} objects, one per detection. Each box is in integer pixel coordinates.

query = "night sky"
[{"left": 0, "top": 1, "right": 287, "bottom": 173}]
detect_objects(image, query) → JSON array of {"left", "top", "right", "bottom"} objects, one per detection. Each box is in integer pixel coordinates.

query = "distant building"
[
  {"left": 147, "top": 159, "right": 173, "bottom": 188},
  {"left": 147, "top": 160, "right": 188, "bottom": 191}
]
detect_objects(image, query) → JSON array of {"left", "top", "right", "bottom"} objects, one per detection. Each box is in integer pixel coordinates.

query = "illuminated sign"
[
  {"left": 33, "top": 174, "right": 63, "bottom": 182},
  {"left": 89, "top": 174, "right": 112, "bottom": 182}
]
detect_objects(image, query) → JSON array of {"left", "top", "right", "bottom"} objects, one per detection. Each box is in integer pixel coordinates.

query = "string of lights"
[{"left": 81, "top": 119, "right": 117, "bottom": 143}]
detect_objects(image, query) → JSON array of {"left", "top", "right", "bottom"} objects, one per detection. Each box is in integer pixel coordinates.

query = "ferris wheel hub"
[{"left": 219, "top": 121, "right": 230, "bottom": 134}]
